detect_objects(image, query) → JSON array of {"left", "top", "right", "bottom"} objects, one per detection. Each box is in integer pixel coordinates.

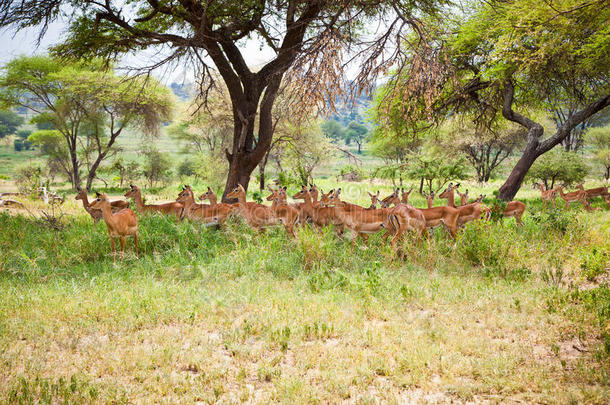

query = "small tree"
[
  {"left": 0, "top": 56, "right": 173, "bottom": 190},
  {"left": 526, "top": 150, "right": 589, "bottom": 189},
  {"left": 27, "top": 130, "right": 73, "bottom": 180},
  {"left": 321, "top": 120, "right": 346, "bottom": 144},
  {"left": 107, "top": 157, "right": 140, "bottom": 188},
  {"left": 141, "top": 147, "right": 172, "bottom": 188},
  {"left": 442, "top": 119, "right": 524, "bottom": 182},
  {"left": 406, "top": 150, "right": 469, "bottom": 193},
  {"left": 0, "top": 110, "right": 24, "bottom": 139},
  {"left": 345, "top": 121, "right": 369, "bottom": 154}
]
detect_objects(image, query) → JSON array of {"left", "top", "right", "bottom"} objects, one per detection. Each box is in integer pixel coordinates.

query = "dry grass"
[{"left": 0, "top": 182, "right": 608, "bottom": 404}]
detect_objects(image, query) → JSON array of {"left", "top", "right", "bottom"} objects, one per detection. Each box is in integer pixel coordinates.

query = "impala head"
[
  {"left": 75, "top": 187, "right": 87, "bottom": 200},
  {"left": 176, "top": 185, "right": 193, "bottom": 203},
  {"left": 292, "top": 186, "right": 309, "bottom": 200},
  {"left": 438, "top": 186, "right": 452, "bottom": 199},
  {"left": 226, "top": 184, "right": 246, "bottom": 199},
  {"left": 198, "top": 186, "right": 215, "bottom": 202},
  {"left": 308, "top": 184, "right": 319, "bottom": 199},
  {"left": 475, "top": 194, "right": 485, "bottom": 202},
  {"left": 89, "top": 192, "right": 110, "bottom": 209},
  {"left": 320, "top": 189, "right": 334, "bottom": 207},
  {"left": 125, "top": 184, "right": 140, "bottom": 198},
  {"left": 368, "top": 190, "right": 380, "bottom": 208},
  {"left": 327, "top": 188, "right": 345, "bottom": 207},
  {"left": 381, "top": 189, "right": 400, "bottom": 207}
]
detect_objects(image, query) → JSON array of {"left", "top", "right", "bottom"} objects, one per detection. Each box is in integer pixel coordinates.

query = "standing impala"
[
  {"left": 293, "top": 187, "right": 343, "bottom": 233},
  {"left": 125, "top": 184, "right": 183, "bottom": 217},
  {"left": 534, "top": 183, "right": 557, "bottom": 210},
  {"left": 327, "top": 191, "right": 388, "bottom": 247},
  {"left": 382, "top": 191, "right": 459, "bottom": 237},
  {"left": 422, "top": 191, "right": 435, "bottom": 208},
  {"left": 227, "top": 184, "right": 294, "bottom": 235},
  {"left": 556, "top": 185, "right": 592, "bottom": 211},
  {"left": 576, "top": 183, "right": 609, "bottom": 207},
  {"left": 401, "top": 187, "right": 413, "bottom": 204},
  {"left": 90, "top": 192, "right": 138, "bottom": 263},
  {"left": 176, "top": 186, "right": 219, "bottom": 224},
  {"left": 76, "top": 188, "right": 128, "bottom": 223},
  {"left": 457, "top": 189, "right": 469, "bottom": 206},
  {"left": 198, "top": 186, "right": 236, "bottom": 223},
  {"left": 439, "top": 184, "right": 488, "bottom": 227},
  {"left": 266, "top": 186, "right": 299, "bottom": 237}
]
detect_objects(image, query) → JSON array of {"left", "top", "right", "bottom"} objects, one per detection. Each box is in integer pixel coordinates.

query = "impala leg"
[
  {"left": 351, "top": 231, "right": 359, "bottom": 248},
  {"left": 110, "top": 237, "right": 116, "bottom": 264},
  {"left": 120, "top": 236, "right": 126, "bottom": 259},
  {"left": 134, "top": 233, "right": 139, "bottom": 258}
]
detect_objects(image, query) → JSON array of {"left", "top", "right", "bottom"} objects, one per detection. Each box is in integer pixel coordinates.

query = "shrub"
[
  {"left": 527, "top": 149, "right": 589, "bottom": 189},
  {"left": 579, "top": 247, "right": 608, "bottom": 281}
]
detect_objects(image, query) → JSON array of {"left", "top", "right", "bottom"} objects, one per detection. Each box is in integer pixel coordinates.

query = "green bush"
[
  {"left": 579, "top": 247, "right": 608, "bottom": 281},
  {"left": 527, "top": 150, "right": 589, "bottom": 189}
]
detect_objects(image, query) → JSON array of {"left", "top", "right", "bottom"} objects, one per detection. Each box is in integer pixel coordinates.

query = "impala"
[
  {"left": 75, "top": 187, "right": 128, "bottom": 223},
  {"left": 368, "top": 191, "right": 427, "bottom": 248},
  {"left": 384, "top": 203, "right": 427, "bottom": 250},
  {"left": 439, "top": 184, "right": 488, "bottom": 227},
  {"left": 90, "top": 192, "right": 138, "bottom": 263},
  {"left": 534, "top": 183, "right": 557, "bottom": 210},
  {"left": 501, "top": 201, "right": 526, "bottom": 225},
  {"left": 422, "top": 191, "right": 435, "bottom": 208},
  {"left": 401, "top": 187, "right": 413, "bottom": 204},
  {"left": 125, "top": 184, "right": 183, "bottom": 217},
  {"left": 457, "top": 189, "right": 469, "bottom": 206},
  {"left": 576, "top": 183, "right": 609, "bottom": 207},
  {"left": 327, "top": 191, "right": 388, "bottom": 246},
  {"left": 227, "top": 184, "right": 293, "bottom": 234},
  {"left": 176, "top": 186, "right": 221, "bottom": 224},
  {"left": 382, "top": 190, "right": 459, "bottom": 237},
  {"left": 293, "top": 186, "right": 343, "bottom": 233},
  {"left": 198, "top": 186, "right": 237, "bottom": 223},
  {"left": 381, "top": 188, "right": 400, "bottom": 207},
  {"left": 367, "top": 191, "right": 381, "bottom": 209},
  {"left": 556, "top": 185, "right": 592, "bottom": 211},
  {"left": 266, "top": 187, "right": 300, "bottom": 237}
]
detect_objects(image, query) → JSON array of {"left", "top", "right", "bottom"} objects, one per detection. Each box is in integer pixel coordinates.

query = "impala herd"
[{"left": 77, "top": 182, "right": 609, "bottom": 262}]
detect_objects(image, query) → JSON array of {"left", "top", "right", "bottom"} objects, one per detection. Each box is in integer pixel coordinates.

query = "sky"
[{"left": 0, "top": 20, "right": 278, "bottom": 85}]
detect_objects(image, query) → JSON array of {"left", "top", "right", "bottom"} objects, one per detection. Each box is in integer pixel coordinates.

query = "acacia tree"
[
  {"left": 377, "top": 0, "right": 610, "bottom": 200},
  {"left": 442, "top": 119, "right": 523, "bottom": 182},
  {"left": 0, "top": 0, "right": 446, "bottom": 200},
  {"left": 0, "top": 56, "right": 173, "bottom": 189}
]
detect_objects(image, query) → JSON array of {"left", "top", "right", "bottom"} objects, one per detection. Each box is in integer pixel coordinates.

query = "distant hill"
[{"left": 169, "top": 82, "right": 195, "bottom": 101}]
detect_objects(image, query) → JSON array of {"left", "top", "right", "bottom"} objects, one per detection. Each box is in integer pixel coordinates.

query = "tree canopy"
[
  {"left": 375, "top": 0, "right": 610, "bottom": 199},
  {"left": 0, "top": 0, "right": 449, "bottom": 199}
]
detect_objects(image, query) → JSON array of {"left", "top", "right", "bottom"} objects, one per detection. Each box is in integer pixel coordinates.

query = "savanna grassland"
[{"left": 0, "top": 180, "right": 608, "bottom": 404}]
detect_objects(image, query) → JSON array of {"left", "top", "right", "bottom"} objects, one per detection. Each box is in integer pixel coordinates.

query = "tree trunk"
[
  {"left": 70, "top": 150, "right": 80, "bottom": 190},
  {"left": 498, "top": 141, "right": 540, "bottom": 201},
  {"left": 259, "top": 149, "right": 271, "bottom": 192},
  {"left": 222, "top": 75, "right": 282, "bottom": 202},
  {"left": 498, "top": 80, "right": 610, "bottom": 201}
]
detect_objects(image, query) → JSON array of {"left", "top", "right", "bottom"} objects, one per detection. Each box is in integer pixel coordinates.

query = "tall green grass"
[{"left": 0, "top": 208, "right": 608, "bottom": 403}]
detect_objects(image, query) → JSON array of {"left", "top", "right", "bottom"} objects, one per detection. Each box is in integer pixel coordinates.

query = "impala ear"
[
  {"left": 208, "top": 186, "right": 212, "bottom": 191},
  {"left": 283, "top": 186, "right": 287, "bottom": 190}
]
